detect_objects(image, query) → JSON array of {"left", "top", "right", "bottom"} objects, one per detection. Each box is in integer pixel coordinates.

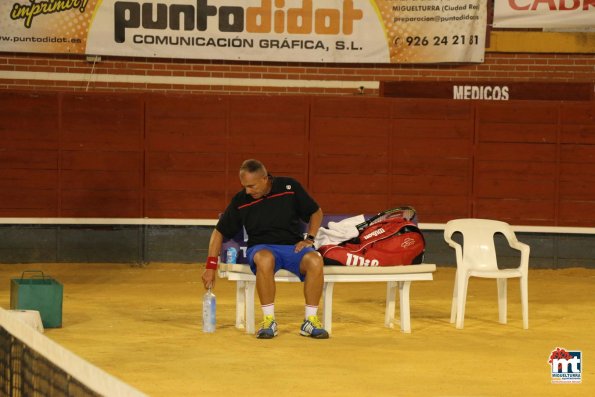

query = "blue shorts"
[{"left": 247, "top": 244, "right": 315, "bottom": 282}]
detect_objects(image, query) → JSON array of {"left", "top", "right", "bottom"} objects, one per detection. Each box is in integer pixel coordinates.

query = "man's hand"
[
  {"left": 202, "top": 268, "right": 216, "bottom": 289},
  {"left": 294, "top": 239, "right": 314, "bottom": 253}
]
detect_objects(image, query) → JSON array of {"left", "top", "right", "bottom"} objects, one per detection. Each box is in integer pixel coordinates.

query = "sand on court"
[{"left": 1, "top": 263, "right": 593, "bottom": 397}]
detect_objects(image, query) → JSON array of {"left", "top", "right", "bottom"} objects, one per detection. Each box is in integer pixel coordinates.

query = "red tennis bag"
[{"left": 318, "top": 215, "right": 425, "bottom": 267}]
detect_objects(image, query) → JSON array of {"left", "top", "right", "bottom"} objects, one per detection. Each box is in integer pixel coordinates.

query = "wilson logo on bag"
[{"left": 318, "top": 214, "right": 425, "bottom": 267}]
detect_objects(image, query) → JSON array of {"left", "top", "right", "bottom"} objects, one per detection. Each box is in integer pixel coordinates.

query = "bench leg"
[
  {"left": 385, "top": 281, "right": 397, "bottom": 329},
  {"left": 399, "top": 281, "right": 412, "bottom": 333},
  {"left": 235, "top": 281, "right": 246, "bottom": 330},
  {"left": 322, "top": 282, "right": 334, "bottom": 335},
  {"left": 245, "top": 281, "right": 256, "bottom": 334}
]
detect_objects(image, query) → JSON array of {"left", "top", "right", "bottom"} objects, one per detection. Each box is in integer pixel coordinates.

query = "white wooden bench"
[{"left": 218, "top": 263, "right": 436, "bottom": 335}]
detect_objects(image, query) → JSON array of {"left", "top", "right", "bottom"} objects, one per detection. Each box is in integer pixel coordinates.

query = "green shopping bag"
[{"left": 10, "top": 270, "right": 63, "bottom": 328}]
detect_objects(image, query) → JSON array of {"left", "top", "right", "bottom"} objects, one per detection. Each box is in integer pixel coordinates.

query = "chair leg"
[
  {"left": 521, "top": 275, "right": 529, "bottom": 329},
  {"left": 322, "top": 282, "right": 334, "bottom": 335},
  {"left": 497, "top": 278, "right": 507, "bottom": 325},
  {"left": 450, "top": 270, "right": 458, "bottom": 324},
  {"left": 385, "top": 281, "right": 397, "bottom": 329},
  {"left": 455, "top": 274, "right": 469, "bottom": 329}
]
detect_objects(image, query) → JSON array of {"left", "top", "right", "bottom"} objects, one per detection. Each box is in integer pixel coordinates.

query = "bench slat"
[{"left": 220, "top": 263, "right": 436, "bottom": 276}]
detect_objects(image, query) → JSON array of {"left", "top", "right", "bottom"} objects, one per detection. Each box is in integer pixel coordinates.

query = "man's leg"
[
  {"left": 299, "top": 251, "right": 329, "bottom": 339},
  {"left": 253, "top": 249, "right": 278, "bottom": 338},
  {"left": 300, "top": 251, "right": 324, "bottom": 306},
  {"left": 253, "top": 249, "right": 276, "bottom": 305}
]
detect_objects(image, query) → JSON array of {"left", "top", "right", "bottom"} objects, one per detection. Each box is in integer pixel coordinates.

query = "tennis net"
[{"left": 0, "top": 307, "right": 148, "bottom": 397}]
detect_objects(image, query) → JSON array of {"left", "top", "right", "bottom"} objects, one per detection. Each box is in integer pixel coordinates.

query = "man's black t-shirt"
[{"left": 216, "top": 176, "right": 319, "bottom": 247}]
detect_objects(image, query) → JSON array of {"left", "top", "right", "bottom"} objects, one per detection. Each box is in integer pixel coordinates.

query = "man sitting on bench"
[{"left": 201, "top": 159, "right": 329, "bottom": 339}]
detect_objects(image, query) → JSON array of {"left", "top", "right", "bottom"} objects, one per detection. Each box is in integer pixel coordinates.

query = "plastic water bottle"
[
  {"left": 202, "top": 288, "right": 216, "bottom": 333},
  {"left": 226, "top": 247, "right": 238, "bottom": 264}
]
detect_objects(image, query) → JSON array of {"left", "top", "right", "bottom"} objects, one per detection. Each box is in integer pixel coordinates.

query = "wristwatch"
[{"left": 304, "top": 234, "right": 315, "bottom": 243}]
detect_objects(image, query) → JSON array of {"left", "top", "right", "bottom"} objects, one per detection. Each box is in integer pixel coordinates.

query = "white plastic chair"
[{"left": 444, "top": 219, "right": 529, "bottom": 329}]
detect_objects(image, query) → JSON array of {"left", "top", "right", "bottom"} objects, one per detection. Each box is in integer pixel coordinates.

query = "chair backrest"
[{"left": 444, "top": 218, "right": 517, "bottom": 272}]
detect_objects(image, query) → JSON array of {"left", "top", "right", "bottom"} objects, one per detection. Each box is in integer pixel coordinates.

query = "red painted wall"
[{"left": 1, "top": 91, "right": 593, "bottom": 226}]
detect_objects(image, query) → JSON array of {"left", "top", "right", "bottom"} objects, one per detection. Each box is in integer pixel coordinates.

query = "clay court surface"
[{"left": 1, "top": 263, "right": 593, "bottom": 397}]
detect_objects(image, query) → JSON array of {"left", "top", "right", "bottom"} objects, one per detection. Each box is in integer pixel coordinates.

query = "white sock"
[
  {"left": 305, "top": 305, "right": 318, "bottom": 319},
  {"left": 262, "top": 303, "right": 275, "bottom": 318}
]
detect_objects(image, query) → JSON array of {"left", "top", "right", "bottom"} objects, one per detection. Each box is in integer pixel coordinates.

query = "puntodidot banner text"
[{"left": 0, "top": 0, "right": 487, "bottom": 64}]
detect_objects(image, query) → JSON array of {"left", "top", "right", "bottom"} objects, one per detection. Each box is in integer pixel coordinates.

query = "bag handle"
[
  {"left": 20, "top": 270, "right": 46, "bottom": 280},
  {"left": 356, "top": 206, "right": 417, "bottom": 232}
]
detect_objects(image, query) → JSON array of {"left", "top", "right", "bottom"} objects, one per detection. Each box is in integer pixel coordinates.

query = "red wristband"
[{"left": 206, "top": 256, "right": 218, "bottom": 270}]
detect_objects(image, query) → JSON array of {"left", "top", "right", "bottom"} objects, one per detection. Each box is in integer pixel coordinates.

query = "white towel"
[{"left": 314, "top": 214, "right": 365, "bottom": 248}]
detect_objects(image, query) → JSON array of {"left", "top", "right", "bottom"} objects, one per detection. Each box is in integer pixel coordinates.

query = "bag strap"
[{"left": 346, "top": 218, "right": 423, "bottom": 247}]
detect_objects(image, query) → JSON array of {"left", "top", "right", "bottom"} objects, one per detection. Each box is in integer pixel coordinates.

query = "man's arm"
[
  {"left": 307, "top": 207, "right": 323, "bottom": 240},
  {"left": 295, "top": 207, "right": 323, "bottom": 252},
  {"left": 202, "top": 228, "right": 224, "bottom": 289}
]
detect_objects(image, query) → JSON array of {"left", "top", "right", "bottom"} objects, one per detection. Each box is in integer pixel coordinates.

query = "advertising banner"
[
  {"left": 494, "top": 1, "right": 595, "bottom": 29},
  {"left": 0, "top": 0, "right": 487, "bottom": 64}
]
